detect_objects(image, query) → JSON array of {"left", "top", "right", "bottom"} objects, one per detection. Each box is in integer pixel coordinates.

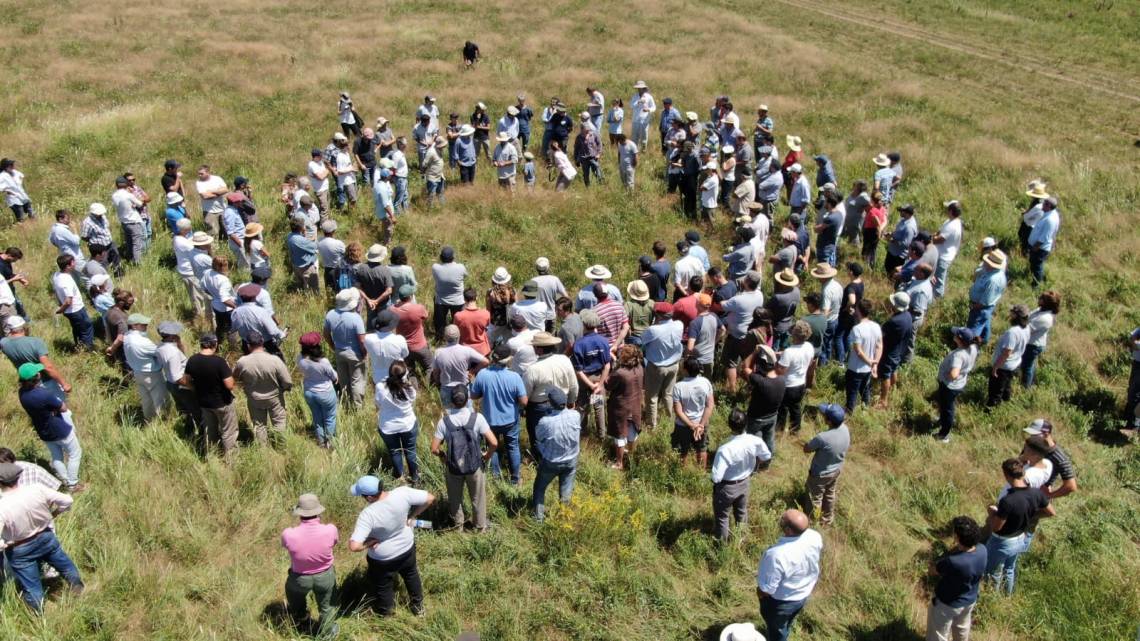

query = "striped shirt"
[
  {"left": 80, "top": 215, "right": 114, "bottom": 246},
  {"left": 15, "top": 461, "right": 62, "bottom": 491},
  {"left": 594, "top": 299, "right": 628, "bottom": 347}
]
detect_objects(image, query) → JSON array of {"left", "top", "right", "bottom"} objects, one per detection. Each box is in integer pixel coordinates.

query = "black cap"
[
  {"left": 440, "top": 246, "right": 455, "bottom": 261},
  {"left": 250, "top": 266, "right": 272, "bottom": 281},
  {"left": 234, "top": 176, "right": 249, "bottom": 189},
  {"left": 685, "top": 230, "right": 700, "bottom": 243},
  {"left": 311, "top": 148, "right": 323, "bottom": 157},
  {"left": 164, "top": 159, "right": 181, "bottom": 169},
  {"left": 199, "top": 333, "right": 219, "bottom": 347}
]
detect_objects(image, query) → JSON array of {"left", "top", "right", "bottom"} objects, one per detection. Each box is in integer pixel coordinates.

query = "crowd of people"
[{"left": 0, "top": 78, "right": 1122, "bottom": 641}]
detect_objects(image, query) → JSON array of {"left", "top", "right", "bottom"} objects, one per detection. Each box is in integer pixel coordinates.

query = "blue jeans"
[
  {"left": 819, "top": 319, "right": 838, "bottom": 365},
  {"left": 966, "top": 304, "right": 995, "bottom": 343},
  {"left": 985, "top": 532, "right": 1027, "bottom": 595},
  {"left": 425, "top": 179, "right": 445, "bottom": 205},
  {"left": 394, "top": 176, "right": 409, "bottom": 213},
  {"left": 1021, "top": 344, "right": 1044, "bottom": 387},
  {"left": 4, "top": 530, "right": 83, "bottom": 612},
  {"left": 818, "top": 244, "right": 837, "bottom": 268},
  {"left": 489, "top": 422, "right": 521, "bottom": 484},
  {"left": 761, "top": 596, "right": 807, "bottom": 641},
  {"left": 937, "top": 383, "right": 962, "bottom": 439},
  {"left": 63, "top": 308, "right": 95, "bottom": 350},
  {"left": 1028, "top": 248, "right": 1049, "bottom": 287},
  {"left": 933, "top": 256, "right": 952, "bottom": 298},
  {"left": 532, "top": 459, "right": 577, "bottom": 521},
  {"left": 380, "top": 426, "right": 420, "bottom": 481},
  {"left": 844, "top": 369, "right": 872, "bottom": 414},
  {"left": 833, "top": 324, "right": 853, "bottom": 365},
  {"left": 45, "top": 428, "right": 82, "bottom": 487},
  {"left": 303, "top": 388, "right": 338, "bottom": 444}
]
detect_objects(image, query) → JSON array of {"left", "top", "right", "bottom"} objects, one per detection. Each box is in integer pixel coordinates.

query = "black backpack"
[{"left": 443, "top": 412, "right": 482, "bottom": 475}]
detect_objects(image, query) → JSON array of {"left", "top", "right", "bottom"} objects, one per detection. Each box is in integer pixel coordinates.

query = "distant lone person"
[{"left": 462, "top": 41, "right": 480, "bottom": 69}]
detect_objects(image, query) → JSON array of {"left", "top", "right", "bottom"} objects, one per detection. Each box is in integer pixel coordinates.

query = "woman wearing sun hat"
[
  {"left": 781, "top": 135, "right": 804, "bottom": 200},
  {"left": 486, "top": 267, "right": 516, "bottom": 346},
  {"left": 281, "top": 492, "right": 339, "bottom": 638},
  {"left": 242, "top": 222, "right": 269, "bottom": 271}
]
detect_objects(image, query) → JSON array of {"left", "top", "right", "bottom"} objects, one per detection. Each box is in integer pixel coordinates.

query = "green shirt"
[
  {"left": 802, "top": 313, "right": 828, "bottom": 350},
  {"left": 624, "top": 299, "right": 654, "bottom": 337}
]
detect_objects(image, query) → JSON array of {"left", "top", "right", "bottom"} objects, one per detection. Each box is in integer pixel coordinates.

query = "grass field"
[{"left": 1, "top": 0, "right": 1139, "bottom": 639}]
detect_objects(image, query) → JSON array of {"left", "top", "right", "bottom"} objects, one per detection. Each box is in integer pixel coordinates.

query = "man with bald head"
[{"left": 757, "top": 509, "right": 823, "bottom": 641}]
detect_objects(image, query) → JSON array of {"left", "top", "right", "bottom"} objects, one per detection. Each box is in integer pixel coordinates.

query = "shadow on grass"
[
  {"left": 848, "top": 618, "right": 923, "bottom": 641},
  {"left": 655, "top": 512, "right": 713, "bottom": 548},
  {"left": 693, "top": 621, "right": 749, "bottom": 641},
  {"left": 1064, "top": 386, "right": 1131, "bottom": 446}
]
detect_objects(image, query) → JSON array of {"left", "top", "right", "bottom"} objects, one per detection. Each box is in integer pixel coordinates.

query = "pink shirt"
[{"left": 281, "top": 519, "right": 338, "bottom": 575}]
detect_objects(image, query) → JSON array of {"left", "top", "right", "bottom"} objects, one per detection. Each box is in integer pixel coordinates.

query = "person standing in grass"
[
  {"left": 685, "top": 293, "right": 716, "bottom": 378},
  {"left": 515, "top": 94, "right": 534, "bottom": 152},
  {"left": 376, "top": 360, "right": 421, "bottom": 483},
  {"left": 933, "top": 327, "right": 979, "bottom": 443},
  {"left": 901, "top": 263, "right": 935, "bottom": 365},
  {"left": 365, "top": 310, "right": 409, "bottom": 386},
  {"left": 523, "top": 332, "right": 578, "bottom": 460},
  {"left": 471, "top": 344, "right": 528, "bottom": 485},
  {"left": 925, "top": 516, "right": 987, "bottom": 641},
  {"left": 493, "top": 131, "right": 520, "bottom": 192},
  {"left": 641, "top": 302, "right": 683, "bottom": 429},
  {"left": 629, "top": 81, "right": 656, "bottom": 151},
  {"left": 606, "top": 98, "right": 625, "bottom": 146},
  {"left": 392, "top": 285, "right": 433, "bottom": 379},
  {"left": 282, "top": 493, "right": 339, "bottom": 638},
  {"left": 843, "top": 299, "right": 881, "bottom": 415},
  {"left": 348, "top": 475, "right": 434, "bottom": 617},
  {"left": 287, "top": 218, "right": 321, "bottom": 293},
  {"left": 986, "top": 305, "right": 1030, "bottom": 408},
  {"left": 711, "top": 408, "right": 772, "bottom": 541},
  {"left": 354, "top": 244, "right": 393, "bottom": 330},
  {"left": 297, "top": 332, "right": 338, "bottom": 448},
  {"left": 431, "top": 246, "right": 468, "bottom": 340},
  {"left": 756, "top": 509, "right": 822, "bottom": 641},
  {"left": 2, "top": 317, "right": 71, "bottom": 401},
  {"left": 571, "top": 310, "right": 611, "bottom": 440},
  {"left": 183, "top": 333, "right": 238, "bottom": 457},
  {"left": 573, "top": 114, "right": 603, "bottom": 188},
  {"left": 803, "top": 403, "right": 849, "bottom": 527},
  {"left": 201, "top": 255, "right": 238, "bottom": 346},
  {"left": 233, "top": 331, "right": 292, "bottom": 444},
  {"left": 883, "top": 203, "right": 917, "bottom": 274},
  {"left": 122, "top": 313, "right": 169, "bottom": 421},
  {"left": 194, "top": 165, "right": 229, "bottom": 238},
  {"left": 671, "top": 357, "right": 714, "bottom": 467},
  {"left": 605, "top": 344, "right": 643, "bottom": 470},
  {"left": 931, "top": 200, "right": 963, "bottom": 299},
  {"left": 776, "top": 322, "right": 814, "bottom": 434},
  {"left": 51, "top": 255, "right": 94, "bottom": 351},
  {"left": 0, "top": 158, "right": 34, "bottom": 222},
  {"left": 1021, "top": 291, "right": 1060, "bottom": 388},
  {"left": 0, "top": 462, "right": 84, "bottom": 614},
  {"left": 16, "top": 363, "right": 83, "bottom": 492},
  {"left": 1027, "top": 197, "right": 1060, "bottom": 287},
  {"left": 984, "top": 459, "right": 1054, "bottom": 595},
  {"left": 876, "top": 292, "right": 913, "bottom": 409},
  {"left": 324, "top": 288, "right": 368, "bottom": 408},
  {"left": 550, "top": 141, "right": 577, "bottom": 191},
  {"left": 431, "top": 386, "right": 497, "bottom": 531},
  {"left": 531, "top": 386, "right": 581, "bottom": 520},
  {"left": 966, "top": 249, "right": 1007, "bottom": 344},
  {"left": 156, "top": 321, "right": 201, "bottom": 433}
]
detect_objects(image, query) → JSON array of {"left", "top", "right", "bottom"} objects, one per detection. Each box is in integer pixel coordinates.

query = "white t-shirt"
[
  {"left": 375, "top": 382, "right": 417, "bottom": 435},
  {"left": 779, "top": 343, "right": 815, "bottom": 388},
  {"left": 364, "top": 332, "right": 409, "bottom": 384},
  {"left": 335, "top": 151, "right": 355, "bottom": 186},
  {"left": 318, "top": 237, "right": 346, "bottom": 270},
  {"left": 937, "top": 218, "right": 962, "bottom": 262},
  {"left": 846, "top": 320, "right": 882, "bottom": 374},
  {"left": 1027, "top": 309, "right": 1055, "bottom": 348},
  {"left": 52, "top": 272, "right": 85, "bottom": 313},
  {"left": 672, "top": 376, "right": 713, "bottom": 424},
  {"left": 0, "top": 275, "right": 14, "bottom": 307},
  {"left": 700, "top": 175, "right": 719, "bottom": 208},
  {"left": 757, "top": 529, "right": 823, "bottom": 601},
  {"left": 433, "top": 406, "right": 494, "bottom": 441},
  {"left": 998, "top": 459, "right": 1054, "bottom": 500},
  {"left": 111, "top": 188, "right": 143, "bottom": 224},
  {"left": 173, "top": 234, "right": 196, "bottom": 277},
  {"left": 509, "top": 300, "right": 549, "bottom": 332},
  {"left": 0, "top": 169, "right": 29, "bottom": 206},
  {"left": 195, "top": 175, "right": 228, "bottom": 215},
  {"left": 350, "top": 486, "right": 430, "bottom": 561},
  {"left": 307, "top": 160, "right": 329, "bottom": 194}
]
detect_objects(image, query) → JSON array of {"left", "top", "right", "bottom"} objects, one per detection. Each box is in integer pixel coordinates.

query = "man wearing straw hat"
[
  {"left": 1027, "top": 197, "right": 1061, "bottom": 287},
  {"left": 1019, "top": 182, "right": 1050, "bottom": 255},
  {"left": 872, "top": 153, "right": 894, "bottom": 208},
  {"left": 324, "top": 288, "right": 368, "bottom": 407},
  {"left": 967, "top": 249, "right": 1008, "bottom": 343},
  {"left": 492, "top": 131, "right": 520, "bottom": 191},
  {"left": 281, "top": 493, "right": 339, "bottom": 638},
  {"left": 629, "top": 81, "right": 656, "bottom": 151}
]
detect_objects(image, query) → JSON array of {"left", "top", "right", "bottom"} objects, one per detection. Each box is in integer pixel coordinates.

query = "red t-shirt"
[
  {"left": 454, "top": 307, "right": 491, "bottom": 356},
  {"left": 673, "top": 295, "right": 699, "bottom": 338},
  {"left": 392, "top": 302, "right": 429, "bottom": 351},
  {"left": 864, "top": 205, "right": 887, "bottom": 230}
]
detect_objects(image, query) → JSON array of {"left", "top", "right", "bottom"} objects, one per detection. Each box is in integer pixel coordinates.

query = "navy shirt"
[
  {"left": 933, "top": 546, "right": 988, "bottom": 607},
  {"left": 571, "top": 332, "right": 612, "bottom": 375},
  {"left": 19, "top": 385, "right": 73, "bottom": 442},
  {"left": 880, "top": 311, "right": 914, "bottom": 366},
  {"left": 816, "top": 210, "right": 842, "bottom": 252},
  {"left": 516, "top": 106, "right": 534, "bottom": 135},
  {"left": 650, "top": 260, "right": 671, "bottom": 291}
]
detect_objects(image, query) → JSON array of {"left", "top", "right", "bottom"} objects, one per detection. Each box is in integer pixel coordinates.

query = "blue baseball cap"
[
  {"left": 547, "top": 387, "right": 568, "bottom": 408},
  {"left": 951, "top": 326, "right": 976, "bottom": 343},
  {"left": 379, "top": 168, "right": 391, "bottom": 179},
  {"left": 350, "top": 475, "right": 382, "bottom": 497},
  {"left": 818, "top": 403, "right": 846, "bottom": 425}
]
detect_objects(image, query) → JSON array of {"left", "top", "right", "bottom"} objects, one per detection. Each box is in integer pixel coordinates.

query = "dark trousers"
[
  {"left": 844, "top": 369, "right": 872, "bottom": 414},
  {"left": 937, "top": 382, "right": 962, "bottom": 439},
  {"left": 1029, "top": 248, "right": 1050, "bottom": 287},
  {"left": 987, "top": 368, "right": 1015, "bottom": 407},
  {"left": 366, "top": 546, "right": 423, "bottom": 616},
  {"left": 667, "top": 173, "right": 682, "bottom": 194},
  {"left": 883, "top": 252, "right": 905, "bottom": 276},
  {"left": 712, "top": 478, "right": 750, "bottom": 541},
  {"left": 747, "top": 414, "right": 778, "bottom": 458},
  {"left": 63, "top": 309, "right": 95, "bottom": 350},
  {"left": 680, "top": 178, "right": 698, "bottom": 217},
  {"left": 1018, "top": 222, "right": 1032, "bottom": 255},
  {"left": 578, "top": 158, "right": 602, "bottom": 187},
  {"left": 459, "top": 164, "right": 475, "bottom": 184},
  {"left": 777, "top": 385, "right": 806, "bottom": 432},
  {"left": 525, "top": 400, "right": 552, "bottom": 461},
  {"left": 431, "top": 303, "right": 463, "bottom": 339},
  {"left": 167, "top": 383, "right": 203, "bottom": 432},
  {"left": 761, "top": 596, "right": 807, "bottom": 641}
]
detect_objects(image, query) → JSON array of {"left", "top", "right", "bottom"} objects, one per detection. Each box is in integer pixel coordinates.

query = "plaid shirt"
[
  {"left": 15, "top": 461, "right": 62, "bottom": 491},
  {"left": 80, "top": 215, "right": 114, "bottom": 246}
]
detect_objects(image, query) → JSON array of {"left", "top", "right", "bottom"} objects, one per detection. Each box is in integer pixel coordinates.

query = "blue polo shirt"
[
  {"left": 470, "top": 365, "right": 527, "bottom": 427},
  {"left": 934, "top": 546, "right": 988, "bottom": 607},
  {"left": 323, "top": 309, "right": 365, "bottom": 357},
  {"left": 19, "top": 385, "right": 73, "bottom": 442},
  {"left": 287, "top": 233, "right": 318, "bottom": 269},
  {"left": 571, "top": 333, "right": 612, "bottom": 375}
]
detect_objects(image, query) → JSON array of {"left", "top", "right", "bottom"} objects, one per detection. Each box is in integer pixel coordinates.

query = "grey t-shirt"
[
  {"left": 557, "top": 313, "right": 584, "bottom": 349},
  {"left": 671, "top": 376, "right": 713, "bottom": 425},
  {"left": 432, "top": 262, "right": 468, "bottom": 306},
  {"left": 938, "top": 346, "right": 977, "bottom": 390},
  {"left": 687, "top": 314, "right": 718, "bottom": 365},
  {"left": 846, "top": 320, "right": 882, "bottom": 374},
  {"left": 806, "top": 424, "right": 850, "bottom": 477},
  {"left": 350, "top": 486, "right": 430, "bottom": 561},
  {"left": 431, "top": 343, "right": 485, "bottom": 388},
  {"left": 995, "top": 326, "right": 1030, "bottom": 371}
]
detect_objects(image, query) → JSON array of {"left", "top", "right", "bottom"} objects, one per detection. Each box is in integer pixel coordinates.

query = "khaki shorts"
[
  {"left": 498, "top": 175, "right": 516, "bottom": 188},
  {"left": 723, "top": 335, "right": 752, "bottom": 368}
]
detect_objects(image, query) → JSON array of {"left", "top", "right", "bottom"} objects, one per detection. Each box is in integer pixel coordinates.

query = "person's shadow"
[{"left": 848, "top": 618, "right": 924, "bottom": 641}]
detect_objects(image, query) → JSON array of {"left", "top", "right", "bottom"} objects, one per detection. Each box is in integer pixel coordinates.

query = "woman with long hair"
[
  {"left": 935, "top": 327, "right": 982, "bottom": 443},
  {"left": 1022, "top": 291, "right": 1061, "bottom": 387},
  {"left": 605, "top": 344, "right": 644, "bottom": 469},
  {"left": 298, "top": 333, "right": 339, "bottom": 448},
  {"left": 243, "top": 223, "right": 270, "bottom": 271},
  {"left": 375, "top": 360, "right": 420, "bottom": 483},
  {"left": 485, "top": 267, "right": 516, "bottom": 346},
  {"left": 606, "top": 98, "right": 624, "bottom": 146}
]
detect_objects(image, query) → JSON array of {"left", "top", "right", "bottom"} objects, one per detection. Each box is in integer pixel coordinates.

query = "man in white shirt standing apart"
[
  {"left": 111, "top": 175, "right": 145, "bottom": 264},
  {"left": 194, "top": 165, "right": 229, "bottom": 239},
  {"left": 629, "top": 81, "right": 656, "bottom": 151},
  {"left": 757, "top": 509, "right": 823, "bottom": 641},
  {"left": 931, "top": 200, "right": 963, "bottom": 299},
  {"left": 710, "top": 409, "right": 772, "bottom": 541}
]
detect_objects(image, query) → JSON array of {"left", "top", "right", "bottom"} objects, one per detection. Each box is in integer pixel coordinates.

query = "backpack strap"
[{"left": 464, "top": 410, "right": 479, "bottom": 432}]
